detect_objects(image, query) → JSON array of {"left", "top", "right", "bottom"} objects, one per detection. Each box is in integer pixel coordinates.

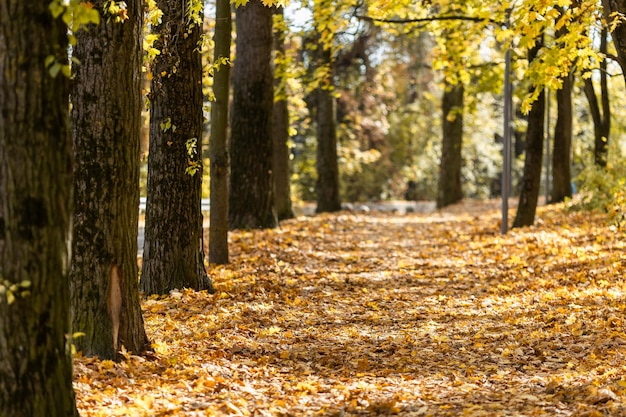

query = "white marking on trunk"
[{"left": 107, "top": 264, "right": 122, "bottom": 353}]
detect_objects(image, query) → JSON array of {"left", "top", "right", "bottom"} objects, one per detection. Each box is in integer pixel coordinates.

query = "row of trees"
[
  {"left": 200, "top": 0, "right": 626, "bottom": 236},
  {"left": 2, "top": 0, "right": 626, "bottom": 414},
  {"left": 284, "top": 0, "right": 624, "bottom": 229}
]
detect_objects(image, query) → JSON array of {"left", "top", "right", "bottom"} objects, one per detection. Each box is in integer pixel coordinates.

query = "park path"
[
  {"left": 78, "top": 200, "right": 626, "bottom": 416},
  {"left": 137, "top": 200, "right": 437, "bottom": 257}
]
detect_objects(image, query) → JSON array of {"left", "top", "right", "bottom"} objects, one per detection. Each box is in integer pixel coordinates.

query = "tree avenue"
[
  {"left": 0, "top": 1, "right": 78, "bottom": 415},
  {"left": 70, "top": 0, "right": 149, "bottom": 360},
  {"left": 3, "top": 0, "right": 626, "bottom": 412}
]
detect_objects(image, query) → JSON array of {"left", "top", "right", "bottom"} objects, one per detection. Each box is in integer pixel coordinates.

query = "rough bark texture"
[
  {"left": 583, "top": 28, "right": 610, "bottom": 168},
  {"left": 142, "top": 0, "right": 213, "bottom": 294},
  {"left": 273, "top": 8, "right": 295, "bottom": 221},
  {"left": 603, "top": 0, "right": 626, "bottom": 83},
  {"left": 550, "top": 73, "right": 573, "bottom": 203},
  {"left": 229, "top": 0, "right": 277, "bottom": 229},
  {"left": 513, "top": 40, "right": 545, "bottom": 228},
  {"left": 209, "top": 0, "right": 231, "bottom": 264},
  {"left": 315, "top": 46, "right": 342, "bottom": 214},
  {"left": 70, "top": 0, "right": 149, "bottom": 359},
  {"left": 0, "top": 1, "right": 78, "bottom": 415},
  {"left": 437, "top": 83, "right": 464, "bottom": 209}
]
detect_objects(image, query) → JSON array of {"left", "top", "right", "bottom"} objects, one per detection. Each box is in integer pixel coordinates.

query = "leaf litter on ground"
[{"left": 74, "top": 200, "right": 626, "bottom": 416}]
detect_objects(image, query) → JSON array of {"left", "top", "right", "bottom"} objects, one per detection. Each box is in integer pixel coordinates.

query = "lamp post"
[
  {"left": 501, "top": 48, "right": 512, "bottom": 234},
  {"left": 544, "top": 89, "right": 551, "bottom": 204}
]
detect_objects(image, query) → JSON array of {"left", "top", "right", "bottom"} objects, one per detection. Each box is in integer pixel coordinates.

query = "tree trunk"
[
  {"left": 583, "top": 27, "right": 610, "bottom": 168},
  {"left": 550, "top": 72, "right": 573, "bottom": 203},
  {"left": 229, "top": 0, "right": 277, "bottom": 229},
  {"left": 603, "top": 0, "right": 626, "bottom": 82},
  {"left": 209, "top": 0, "right": 231, "bottom": 264},
  {"left": 315, "top": 45, "right": 342, "bottom": 213},
  {"left": 142, "top": 0, "right": 213, "bottom": 294},
  {"left": 70, "top": 0, "right": 149, "bottom": 359},
  {"left": 0, "top": 1, "right": 78, "bottom": 415},
  {"left": 437, "top": 83, "right": 464, "bottom": 209},
  {"left": 273, "top": 8, "right": 295, "bottom": 221},
  {"left": 513, "top": 39, "right": 545, "bottom": 228}
]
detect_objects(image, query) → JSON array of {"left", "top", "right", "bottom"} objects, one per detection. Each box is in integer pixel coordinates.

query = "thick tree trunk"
[
  {"left": 437, "top": 83, "right": 464, "bottom": 209},
  {"left": 209, "top": 0, "right": 231, "bottom": 264},
  {"left": 273, "top": 8, "right": 295, "bottom": 221},
  {"left": 603, "top": 0, "right": 626, "bottom": 83},
  {"left": 583, "top": 27, "right": 610, "bottom": 168},
  {"left": 550, "top": 73, "right": 573, "bottom": 203},
  {"left": 229, "top": 0, "right": 277, "bottom": 229},
  {"left": 71, "top": 0, "right": 149, "bottom": 359},
  {"left": 315, "top": 46, "right": 342, "bottom": 213},
  {"left": 142, "top": 0, "right": 213, "bottom": 294},
  {"left": 0, "top": 1, "right": 78, "bottom": 415},
  {"left": 513, "top": 39, "right": 545, "bottom": 228}
]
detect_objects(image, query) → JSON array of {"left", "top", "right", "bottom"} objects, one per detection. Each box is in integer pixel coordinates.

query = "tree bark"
[
  {"left": 229, "top": 0, "right": 277, "bottom": 229},
  {"left": 550, "top": 72, "right": 573, "bottom": 203},
  {"left": 603, "top": 0, "right": 626, "bottom": 83},
  {"left": 142, "top": 0, "right": 213, "bottom": 294},
  {"left": 513, "top": 38, "right": 545, "bottom": 228},
  {"left": 70, "top": 0, "right": 149, "bottom": 359},
  {"left": 583, "top": 27, "right": 610, "bottom": 168},
  {"left": 209, "top": 0, "right": 231, "bottom": 264},
  {"left": 273, "top": 8, "right": 295, "bottom": 221},
  {"left": 437, "top": 83, "right": 464, "bottom": 209},
  {"left": 0, "top": 1, "right": 78, "bottom": 415},
  {"left": 315, "top": 45, "right": 342, "bottom": 213}
]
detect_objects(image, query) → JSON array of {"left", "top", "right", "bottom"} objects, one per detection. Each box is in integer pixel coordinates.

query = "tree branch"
[{"left": 355, "top": 14, "right": 505, "bottom": 26}]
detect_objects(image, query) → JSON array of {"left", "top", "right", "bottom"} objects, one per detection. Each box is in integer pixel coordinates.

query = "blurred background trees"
[
  {"left": 143, "top": 0, "right": 626, "bottom": 229},
  {"left": 215, "top": 0, "right": 625, "bottom": 219}
]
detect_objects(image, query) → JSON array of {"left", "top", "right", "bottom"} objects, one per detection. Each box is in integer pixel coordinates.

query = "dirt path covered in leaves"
[{"left": 75, "top": 201, "right": 626, "bottom": 416}]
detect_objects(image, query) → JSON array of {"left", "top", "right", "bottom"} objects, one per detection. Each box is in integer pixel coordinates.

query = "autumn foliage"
[{"left": 74, "top": 201, "right": 626, "bottom": 416}]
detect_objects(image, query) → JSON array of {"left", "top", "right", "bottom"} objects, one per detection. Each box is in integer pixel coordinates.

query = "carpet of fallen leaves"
[{"left": 74, "top": 200, "right": 626, "bottom": 416}]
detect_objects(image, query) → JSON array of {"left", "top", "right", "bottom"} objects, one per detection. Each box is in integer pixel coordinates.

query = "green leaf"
[
  {"left": 45, "top": 55, "right": 56, "bottom": 68},
  {"left": 49, "top": 1, "right": 65, "bottom": 18},
  {"left": 49, "top": 62, "right": 62, "bottom": 78},
  {"left": 160, "top": 117, "right": 172, "bottom": 132},
  {"left": 62, "top": 9, "right": 73, "bottom": 27},
  {"left": 61, "top": 64, "right": 71, "bottom": 78}
]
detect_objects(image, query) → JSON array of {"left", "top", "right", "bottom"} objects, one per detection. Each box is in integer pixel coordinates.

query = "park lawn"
[{"left": 74, "top": 200, "right": 626, "bottom": 416}]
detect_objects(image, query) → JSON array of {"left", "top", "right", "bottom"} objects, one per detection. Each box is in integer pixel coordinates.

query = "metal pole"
[
  {"left": 501, "top": 48, "right": 512, "bottom": 234},
  {"left": 544, "top": 89, "right": 551, "bottom": 204}
]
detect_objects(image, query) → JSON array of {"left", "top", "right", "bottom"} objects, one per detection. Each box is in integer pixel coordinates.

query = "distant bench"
[{"left": 139, "top": 197, "right": 211, "bottom": 213}]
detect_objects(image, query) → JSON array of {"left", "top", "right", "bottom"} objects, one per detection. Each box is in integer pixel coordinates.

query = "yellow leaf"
[
  {"left": 152, "top": 340, "right": 170, "bottom": 355},
  {"left": 357, "top": 357, "right": 370, "bottom": 371}
]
